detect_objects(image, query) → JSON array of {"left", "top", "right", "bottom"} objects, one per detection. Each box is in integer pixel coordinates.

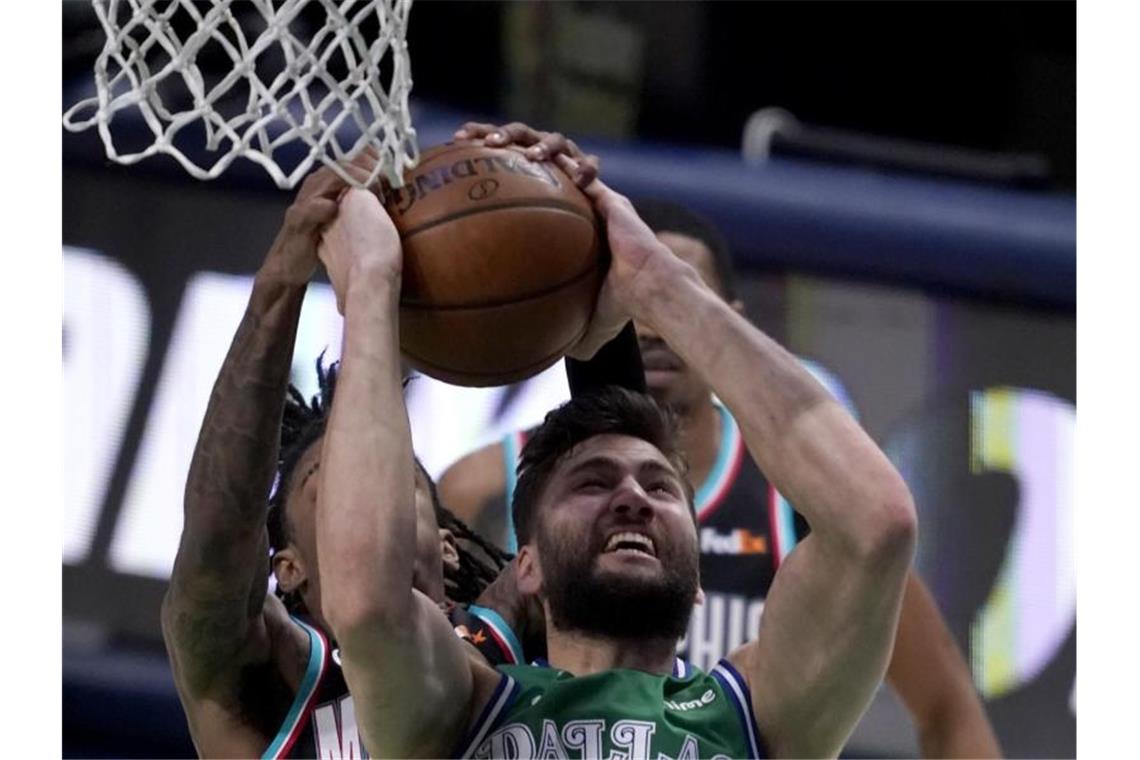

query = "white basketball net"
[{"left": 63, "top": 0, "right": 419, "bottom": 189}]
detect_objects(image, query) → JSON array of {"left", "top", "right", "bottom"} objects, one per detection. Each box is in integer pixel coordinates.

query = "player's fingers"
[
  {"left": 305, "top": 160, "right": 372, "bottom": 200},
  {"left": 581, "top": 176, "right": 615, "bottom": 204},
  {"left": 335, "top": 161, "right": 375, "bottom": 189},
  {"left": 345, "top": 152, "right": 382, "bottom": 184},
  {"left": 454, "top": 121, "right": 497, "bottom": 140},
  {"left": 568, "top": 140, "right": 601, "bottom": 174},
  {"left": 576, "top": 156, "right": 600, "bottom": 187},
  {"left": 488, "top": 122, "right": 544, "bottom": 147},
  {"left": 351, "top": 144, "right": 383, "bottom": 171},
  {"left": 584, "top": 179, "right": 639, "bottom": 223},
  {"left": 554, "top": 154, "right": 591, "bottom": 190},
  {"left": 561, "top": 143, "right": 600, "bottom": 188},
  {"left": 553, "top": 153, "right": 576, "bottom": 176},
  {"left": 304, "top": 198, "right": 340, "bottom": 227},
  {"left": 296, "top": 165, "right": 339, "bottom": 199},
  {"left": 526, "top": 131, "right": 570, "bottom": 162},
  {"left": 286, "top": 197, "right": 339, "bottom": 234},
  {"left": 565, "top": 139, "right": 589, "bottom": 161}
]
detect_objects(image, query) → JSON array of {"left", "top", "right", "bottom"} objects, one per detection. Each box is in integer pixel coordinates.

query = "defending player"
[
  {"left": 315, "top": 166, "right": 917, "bottom": 756},
  {"left": 441, "top": 123, "right": 1001, "bottom": 759},
  {"left": 160, "top": 155, "right": 524, "bottom": 759}
]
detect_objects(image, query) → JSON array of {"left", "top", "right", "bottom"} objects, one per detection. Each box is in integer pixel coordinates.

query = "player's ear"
[
  {"left": 272, "top": 548, "right": 306, "bottom": 594},
  {"left": 438, "top": 528, "right": 460, "bottom": 575},
  {"left": 694, "top": 585, "right": 706, "bottom": 607},
  {"left": 515, "top": 545, "right": 543, "bottom": 596}
]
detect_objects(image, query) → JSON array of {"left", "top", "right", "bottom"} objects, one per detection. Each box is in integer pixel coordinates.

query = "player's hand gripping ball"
[{"left": 381, "top": 140, "right": 603, "bottom": 386}]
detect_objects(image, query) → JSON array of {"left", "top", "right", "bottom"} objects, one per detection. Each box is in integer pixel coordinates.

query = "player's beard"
[{"left": 537, "top": 524, "right": 699, "bottom": 642}]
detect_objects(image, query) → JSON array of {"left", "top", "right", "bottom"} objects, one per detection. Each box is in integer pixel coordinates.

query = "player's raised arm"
[
  {"left": 160, "top": 162, "right": 370, "bottom": 754},
  {"left": 581, "top": 179, "right": 917, "bottom": 758},
  {"left": 314, "top": 188, "right": 490, "bottom": 758}
]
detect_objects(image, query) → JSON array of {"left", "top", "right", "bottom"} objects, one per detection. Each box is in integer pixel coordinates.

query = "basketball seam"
[
  {"left": 403, "top": 318, "right": 592, "bottom": 381},
  {"left": 399, "top": 199, "right": 596, "bottom": 240},
  {"left": 401, "top": 262, "right": 600, "bottom": 311},
  {"left": 413, "top": 141, "right": 526, "bottom": 165}
]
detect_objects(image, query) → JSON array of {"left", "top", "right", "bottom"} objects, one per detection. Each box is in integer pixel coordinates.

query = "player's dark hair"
[
  {"left": 631, "top": 198, "right": 738, "bottom": 301},
  {"left": 423, "top": 468, "right": 515, "bottom": 604},
  {"left": 512, "top": 386, "right": 692, "bottom": 545},
  {"left": 267, "top": 354, "right": 511, "bottom": 614}
]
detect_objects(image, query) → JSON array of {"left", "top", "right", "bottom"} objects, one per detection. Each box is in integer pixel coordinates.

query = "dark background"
[{"left": 404, "top": 0, "right": 1074, "bottom": 188}]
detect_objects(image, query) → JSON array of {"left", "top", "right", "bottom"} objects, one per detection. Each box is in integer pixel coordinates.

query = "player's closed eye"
[{"left": 577, "top": 478, "right": 610, "bottom": 492}]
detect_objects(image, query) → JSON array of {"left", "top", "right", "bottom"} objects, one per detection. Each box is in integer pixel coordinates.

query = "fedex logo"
[{"left": 699, "top": 527, "right": 767, "bottom": 555}]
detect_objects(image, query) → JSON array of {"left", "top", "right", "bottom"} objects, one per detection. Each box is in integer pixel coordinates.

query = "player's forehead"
[
  {"left": 413, "top": 462, "right": 440, "bottom": 522},
  {"left": 555, "top": 433, "right": 680, "bottom": 480},
  {"left": 286, "top": 440, "right": 435, "bottom": 519},
  {"left": 289, "top": 439, "right": 324, "bottom": 498}
]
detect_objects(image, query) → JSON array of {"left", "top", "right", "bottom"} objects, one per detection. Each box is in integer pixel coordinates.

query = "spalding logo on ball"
[{"left": 381, "top": 141, "right": 604, "bottom": 387}]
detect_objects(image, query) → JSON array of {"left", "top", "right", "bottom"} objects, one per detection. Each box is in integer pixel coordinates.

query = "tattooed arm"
[{"left": 160, "top": 161, "right": 373, "bottom": 756}]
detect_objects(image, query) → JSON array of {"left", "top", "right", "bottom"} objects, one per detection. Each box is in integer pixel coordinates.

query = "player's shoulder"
[
  {"left": 442, "top": 438, "right": 509, "bottom": 480},
  {"left": 263, "top": 593, "right": 314, "bottom": 643},
  {"left": 261, "top": 595, "right": 328, "bottom": 682},
  {"left": 438, "top": 439, "right": 510, "bottom": 514}
]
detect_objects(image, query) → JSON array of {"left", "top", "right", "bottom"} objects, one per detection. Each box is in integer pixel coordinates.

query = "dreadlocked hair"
[
  {"left": 422, "top": 472, "right": 514, "bottom": 605},
  {"left": 266, "top": 353, "right": 512, "bottom": 614},
  {"left": 267, "top": 353, "right": 339, "bottom": 615}
]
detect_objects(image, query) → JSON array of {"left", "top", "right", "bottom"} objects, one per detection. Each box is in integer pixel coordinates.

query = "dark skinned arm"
[
  {"left": 160, "top": 159, "right": 375, "bottom": 753},
  {"left": 889, "top": 573, "right": 1003, "bottom": 758},
  {"left": 565, "top": 322, "right": 647, "bottom": 396}
]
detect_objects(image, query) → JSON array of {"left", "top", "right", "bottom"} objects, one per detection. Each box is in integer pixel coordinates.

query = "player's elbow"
[{"left": 853, "top": 480, "right": 917, "bottom": 570}]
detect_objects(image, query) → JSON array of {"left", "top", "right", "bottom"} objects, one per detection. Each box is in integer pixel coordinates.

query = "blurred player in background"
[
  {"left": 160, "top": 155, "right": 527, "bottom": 759},
  {"left": 441, "top": 123, "right": 1002, "bottom": 758},
  {"left": 314, "top": 141, "right": 919, "bottom": 757}
]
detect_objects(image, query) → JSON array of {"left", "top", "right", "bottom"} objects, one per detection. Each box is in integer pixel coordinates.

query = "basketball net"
[{"left": 63, "top": 0, "right": 419, "bottom": 189}]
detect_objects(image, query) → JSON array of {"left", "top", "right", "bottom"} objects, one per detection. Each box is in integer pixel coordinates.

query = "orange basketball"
[{"left": 382, "top": 141, "right": 603, "bottom": 386}]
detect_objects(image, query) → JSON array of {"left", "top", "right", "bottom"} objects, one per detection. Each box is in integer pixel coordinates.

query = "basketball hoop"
[{"left": 63, "top": 0, "right": 419, "bottom": 189}]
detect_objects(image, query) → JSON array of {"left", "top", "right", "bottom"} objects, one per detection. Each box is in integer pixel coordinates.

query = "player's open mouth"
[{"left": 603, "top": 531, "right": 657, "bottom": 557}]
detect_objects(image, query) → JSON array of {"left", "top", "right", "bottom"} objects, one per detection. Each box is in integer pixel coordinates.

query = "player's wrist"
[
  {"left": 251, "top": 261, "right": 311, "bottom": 301},
  {"left": 627, "top": 248, "right": 704, "bottom": 326},
  {"left": 344, "top": 257, "right": 402, "bottom": 302}
]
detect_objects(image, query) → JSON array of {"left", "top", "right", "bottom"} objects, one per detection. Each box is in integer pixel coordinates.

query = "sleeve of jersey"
[
  {"left": 564, "top": 322, "right": 647, "bottom": 397},
  {"left": 711, "top": 659, "right": 770, "bottom": 759},
  {"left": 449, "top": 604, "right": 526, "bottom": 666}
]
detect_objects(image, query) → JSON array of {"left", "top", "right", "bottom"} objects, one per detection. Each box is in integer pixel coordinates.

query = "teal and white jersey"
[{"left": 457, "top": 658, "right": 766, "bottom": 759}]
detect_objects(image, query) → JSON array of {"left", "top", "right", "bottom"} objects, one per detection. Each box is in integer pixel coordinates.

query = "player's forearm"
[
  {"left": 165, "top": 271, "right": 305, "bottom": 689},
  {"left": 317, "top": 264, "right": 417, "bottom": 633},
  {"left": 889, "top": 574, "right": 1002, "bottom": 758},
  {"left": 174, "top": 271, "right": 306, "bottom": 588},
  {"left": 918, "top": 702, "right": 1003, "bottom": 759},
  {"left": 633, "top": 263, "right": 915, "bottom": 554}
]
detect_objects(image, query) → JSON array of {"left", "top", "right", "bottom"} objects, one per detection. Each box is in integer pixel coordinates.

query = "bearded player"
[
  {"left": 314, "top": 154, "right": 918, "bottom": 757},
  {"left": 440, "top": 126, "right": 1000, "bottom": 759}
]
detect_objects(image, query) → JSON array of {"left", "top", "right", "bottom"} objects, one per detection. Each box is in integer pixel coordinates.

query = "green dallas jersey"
[{"left": 456, "top": 658, "right": 767, "bottom": 759}]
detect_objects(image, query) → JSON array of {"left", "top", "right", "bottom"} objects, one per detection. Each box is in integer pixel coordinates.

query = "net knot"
[{"left": 63, "top": 0, "right": 419, "bottom": 190}]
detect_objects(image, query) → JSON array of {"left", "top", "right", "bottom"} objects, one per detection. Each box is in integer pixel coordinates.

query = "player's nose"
[{"left": 608, "top": 475, "right": 655, "bottom": 520}]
